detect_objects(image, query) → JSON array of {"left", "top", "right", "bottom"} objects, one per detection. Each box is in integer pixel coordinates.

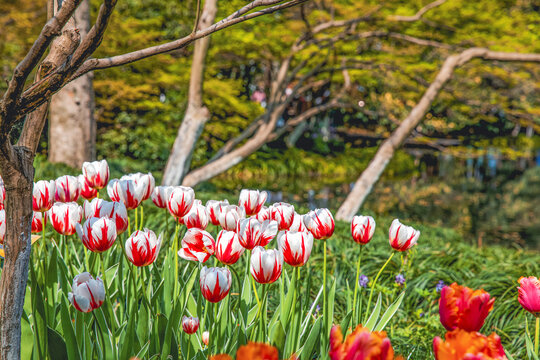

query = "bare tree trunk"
[
  {"left": 335, "top": 48, "right": 540, "bottom": 221},
  {"left": 161, "top": 0, "right": 218, "bottom": 186},
  {"left": 49, "top": 0, "right": 95, "bottom": 168}
]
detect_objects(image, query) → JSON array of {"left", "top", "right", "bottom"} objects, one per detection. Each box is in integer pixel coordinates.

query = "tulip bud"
[
  {"left": 55, "top": 175, "right": 81, "bottom": 202},
  {"left": 237, "top": 218, "right": 277, "bottom": 250},
  {"left": 77, "top": 217, "right": 117, "bottom": 253},
  {"left": 0, "top": 175, "right": 5, "bottom": 211},
  {"left": 167, "top": 186, "right": 195, "bottom": 219},
  {"left": 389, "top": 219, "right": 420, "bottom": 252},
  {"left": 68, "top": 272, "right": 105, "bottom": 313},
  {"left": 31, "top": 211, "right": 47, "bottom": 234},
  {"left": 182, "top": 200, "right": 209, "bottom": 230},
  {"left": 125, "top": 229, "right": 162, "bottom": 266},
  {"left": 82, "top": 160, "right": 109, "bottom": 190},
  {"left": 49, "top": 202, "right": 83, "bottom": 236},
  {"left": 269, "top": 202, "right": 295, "bottom": 230},
  {"left": 121, "top": 172, "right": 155, "bottom": 201},
  {"left": 277, "top": 230, "right": 313, "bottom": 267},
  {"left": 182, "top": 316, "right": 200, "bottom": 334},
  {"left": 178, "top": 228, "right": 215, "bottom": 263},
  {"left": 219, "top": 205, "right": 245, "bottom": 231},
  {"left": 518, "top": 276, "right": 540, "bottom": 316},
  {"left": 200, "top": 266, "right": 232, "bottom": 303},
  {"left": 151, "top": 186, "right": 174, "bottom": 209},
  {"left": 304, "top": 208, "right": 334, "bottom": 240},
  {"left": 78, "top": 175, "right": 98, "bottom": 200},
  {"left": 202, "top": 331, "right": 209, "bottom": 346},
  {"left": 206, "top": 199, "right": 229, "bottom": 226},
  {"left": 256, "top": 206, "right": 271, "bottom": 222},
  {"left": 0, "top": 210, "right": 5, "bottom": 244},
  {"left": 33, "top": 180, "right": 56, "bottom": 212},
  {"left": 215, "top": 230, "right": 245, "bottom": 265},
  {"left": 108, "top": 179, "right": 145, "bottom": 210},
  {"left": 250, "top": 246, "right": 283, "bottom": 284},
  {"left": 351, "top": 215, "right": 376, "bottom": 244},
  {"left": 289, "top": 212, "right": 306, "bottom": 232},
  {"left": 239, "top": 189, "right": 267, "bottom": 216}
]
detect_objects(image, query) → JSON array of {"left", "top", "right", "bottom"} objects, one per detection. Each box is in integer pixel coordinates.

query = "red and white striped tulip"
[
  {"left": 68, "top": 272, "right": 105, "bottom": 313},
  {"left": 82, "top": 160, "right": 109, "bottom": 190},
  {"left": 269, "top": 202, "right": 295, "bottom": 230},
  {"left": 200, "top": 266, "right": 232, "bottom": 303},
  {"left": 237, "top": 218, "right": 278, "bottom": 250},
  {"left": 125, "top": 229, "right": 162, "bottom": 266},
  {"left": 0, "top": 210, "right": 5, "bottom": 244},
  {"left": 202, "top": 331, "right": 209, "bottom": 346},
  {"left": 78, "top": 175, "right": 98, "bottom": 200},
  {"left": 289, "top": 212, "right": 307, "bottom": 232},
  {"left": 31, "top": 211, "right": 47, "bottom": 234},
  {"left": 178, "top": 228, "right": 215, "bottom": 263},
  {"left": 182, "top": 316, "right": 199, "bottom": 334},
  {"left": 351, "top": 215, "right": 376, "bottom": 244},
  {"left": 49, "top": 202, "right": 83, "bottom": 236},
  {"left": 107, "top": 179, "right": 145, "bottom": 210},
  {"left": 215, "top": 230, "right": 245, "bottom": 265},
  {"left": 0, "top": 175, "right": 5, "bottom": 210},
  {"left": 151, "top": 186, "right": 174, "bottom": 209},
  {"left": 256, "top": 206, "right": 271, "bottom": 222},
  {"left": 33, "top": 180, "right": 56, "bottom": 212},
  {"left": 250, "top": 246, "right": 283, "bottom": 284},
  {"left": 389, "top": 219, "right": 420, "bottom": 252},
  {"left": 84, "top": 199, "right": 128, "bottom": 235},
  {"left": 182, "top": 200, "right": 209, "bottom": 229},
  {"left": 206, "top": 199, "right": 229, "bottom": 226},
  {"left": 55, "top": 175, "right": 81, "bottom": 202},
  {"left": 167, "top": 186, "right": 195, "bottom": 219},
  {"left": 121, "top": 172, "right": 155, "bottom": 201},
  {"left": 277, "top": 230, "right": 314, "bottom": 267},
  {"left": 219, "top": 205, "right": 245, "bottom": 231},
  {"left": 304, "top": 208, "right": 335, "bottom": 240},
  {"left": 77, "top": 217, "right": 117, "bottom": 253},
  {"left": 239, "top": 189, "right": 267, "bottom": 216}
]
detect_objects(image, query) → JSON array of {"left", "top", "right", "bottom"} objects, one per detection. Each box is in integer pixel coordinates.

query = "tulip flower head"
[
  {"left": 269, "top": 202, "right": 295, "bottom": 230},
  {"left": 277, "top": 230, "right": 314, "bottom": 267},
  {"left": 0, "top": 210, "right": 5, "bottom": 244},
  {"left": 329, "top": 325, "right": 403, "bottom": 360},
  {"left": 517, "top": 276, "right": 540, "bottom": 316},
  {"left": 439, "top": 283, "right": 495, "bottom": 332},
  {"left": 182, "top": 316, "right": 200, "bottom": 334},
  {"left": 206, "top": 199, "right": 229, "bottom": 226},
  {"left": 202, "top": 331, "right": 209, "bottom": 346},
  {"left": 33, "top": 180, "right": 56, "bottom": 212},
  {"left": 389, "top": 219, "right": 420, "bottom": 252},
  {"left": 236, "top": 342, "right": 279, "bottom": 360},
  {"left": 215, "top": 230, "right": 245, "bottom": 265},
  {"left": 167, "top": 186, "right": 195, "bottom": 219},
  {"left": 121, "top": 172, "right": 155, "bottom": 201},
  {"left": 433, "top": 329, "right": 507, "bottom": 360},
  {"left": 78, "top": 175, "right": 98, "bottom": 200},
  {"left": 31, "top": 211, "right": 47, "bottom": 234},
  {"left": 250, "top": 246, "right": 283, "bottom": 284},
  {"left": 84, "top": 199, "right": 128, "bottom": 235},
  {"left": 289, "top": 212, "right": 307, "bottom": 232},
  {"left": 239, "top": 189, "right": 267, "bottom": 216},
  {"left": 256, "top": 206, "right": 271, "bottom": 222},
  {"left": 82, "top": 160, "right": 109, "bottom": 190},
  {"left": 54, "top": 175, "right": 81, "bottom": 202},
  {"left": 151, "top": 186, "right": 174, "bottom": 209},
  {"left": 108, "top": 179, "right": 146, "bottom": 210},
  {"left": 351, "top": 215, "right": 376, "bottom": 244},
  {"left": 304, "top": 208, "right": 335, "bottom": 240},
  {"left": 178, "top": 228, "right": 215, "bottom": 263},
  {"left": 49, "top": 202, "right": 83, "bottom": 236},
  {"left": 219, "top": 205, "right": 245, "bottom": 231},
  {"left": 237, "top": 217, "right": 278, "bottom": 250},
  {"left": 125, "top": 229, "right": 162, "bottom": 266},
  {"left": 182, "top": 200, "right": 209, "bottom": 229},
  {"left": 200, "top": 266, "right": 232, "bottom": 303},
  {"left": 0, "top": 175, "right": 5, "bottom": 210},
  {"left": 68, "top": 272, "right": 105, "bottom": 313},
  {"left": 77, "top": 217, "right": 117, "bottom": 253}
]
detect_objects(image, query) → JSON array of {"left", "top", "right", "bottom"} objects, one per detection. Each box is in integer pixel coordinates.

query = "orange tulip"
[
  {"left": 433, "top": 329, "right": 507, "bottom": 360},
  {"left": 329, "top": 325, "right": 403, "bottom": 360},
  {"left": 236, "top": 342, "right": 279, "bottom": 360}
]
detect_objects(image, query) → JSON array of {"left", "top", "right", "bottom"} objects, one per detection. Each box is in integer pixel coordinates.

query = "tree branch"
[{"left": 388, "top": 0, "right": 446, "bottom": 22}]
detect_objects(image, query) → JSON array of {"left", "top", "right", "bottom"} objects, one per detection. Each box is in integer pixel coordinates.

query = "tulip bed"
[{"left": 1, "top": 163, "right": 540, "bottom": 360}]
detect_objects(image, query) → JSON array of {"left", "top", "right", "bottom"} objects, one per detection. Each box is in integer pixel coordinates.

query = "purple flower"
[
  {"left": 315, "top": 305, "right": 321, "bottom": 314},
  {"left": 395, "top": 274, "right": 405, "bottom": 285},
  {"left": 358, "top": 274, "right": 369, "bottom": 288},
  {"left": 436, "top": 280, "right": 445, "bottom": 292}
]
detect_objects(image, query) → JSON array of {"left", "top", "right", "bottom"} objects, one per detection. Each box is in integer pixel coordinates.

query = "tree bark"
[
  {"left": 335, "top": 48, "right": 540, "bottom": 221},
  {"left": 162, "top": 0, "right": 217, "bottom": 186},
  {"left": 49, "top": 0, "right": 96, "bottom": 167}
]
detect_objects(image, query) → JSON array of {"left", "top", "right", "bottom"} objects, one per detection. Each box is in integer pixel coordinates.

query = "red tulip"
[
  {"left": 433, "top": 329, "right": 507, "bottom": 360},
  {"left": 182, "top": 316, "right": 199, "bottom": 334},
  {"left": 206, "top": 199, "right": 229, "bottom": 226},
  {"left": 518, "top": 276, "right": 540, "bottom": 315},
  {"left": 237, "top": 218, "right": 277, "bottom": 250},
  {"left": 250, "top": 246, "right": 283, "bottom": 284},
  {"left": 78, "top": 175, "right": 98, "bottom": 200},
  {"left": 439, "top": 283, "right": 495, "bottom": 332},
  {"left": 33, "top": 180, "right": 55, "bottom": 212},
  {"left": 0, "top": 210, "right": 5, "bottom": 244},
  {"left": 200, "top": 266, "right": 232, "bottom": 303},
  {"left": 269, "top": 203, "right": 295, "bottom": 230},
  {"left": 125, "top": 229, "right": 162, "bottom": 266},
  {"left": 389, "top": 219, "right": 420, "bottom": 252},
  {"left": 167, "top": 186, "right": 195, "bottom": 219},
  {"left": 151, "top": 186, "right": 174, "bottom": 209},
  {"left": 77, "top": 217, "right": 117, "bottom": 253},
  {"left": 68, "top": 272, "right": 105, "bottom": 313},
  {"left": 329, "top": 325, "right": 402, "bottom": 360},
  {"left": 304, "top": 208, "right": 334, "bottom": 240},
  {"left": 277, "top": 230, "right": 313, "bottom": 267},
  {"left": 31, "top": 211, "right": 47, "bottom": 234},
  {"left": 121, "top": 172, "right": 155, "bottom": 201},
  {"left": 55, "top": 175, "right": 81, "bottom": 202},
  {"left": 215, "top": 230, "right": 245, "bottom": 265},
  {"left": 178, "top": 228, "right": 215, "bottom": 263},
  {"left": 84, "top": 199, "right": 128, "bottom": 235},
  {"left": 351, "top": 215, "right": 376, "bottom": 244},
  {"left": 182, "top": 200, "right": 209, "bottom": 229},
  {"left": 49, "top": 202, "right": 83, "bottom": 236},
  {"left": 0, "top": 175, "right": 5, "bottom": 210},
  {"left": 219, "top": 205, "right": 245, "bottom": 231},
  {"left": 108, "top": 179, "right": 145, "bottom": 210},
  {"left": 82, "top": 160, "right": 109, "bottom": 190},
  {"left": 239, "top": 189, "right": 267, "bottom": 216}
]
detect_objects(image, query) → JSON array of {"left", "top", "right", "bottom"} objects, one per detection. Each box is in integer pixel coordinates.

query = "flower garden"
[{"left": 0, "top": 160, "right": 539, "bottom": 360}]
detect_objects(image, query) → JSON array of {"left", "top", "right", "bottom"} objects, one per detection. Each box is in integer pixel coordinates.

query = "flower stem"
[
  {"left": 364, "top": 252, "right": 395, "bottom": 323},
  {"left": 139, "top": 205, "right": 144, "bottom": 231},
  {"left": 535, "top": 316, "right": 539, "bottom": 357},
  {"left": 323, "top": 240, "right": 328, "bottom": 349},
  {"left": 173, "top": 222, "right": 180, "bottom": 298},
  {"left": 352, "top": 246, "right": 364, "bottom": 327}
]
